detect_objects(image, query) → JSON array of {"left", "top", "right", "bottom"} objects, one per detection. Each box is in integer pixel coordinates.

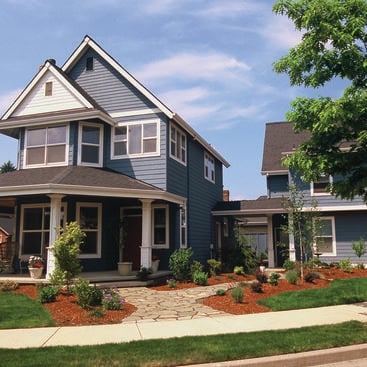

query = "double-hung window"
[
  {"left": 112, "top": 120, "right": 159, "bottom": 158},
  {"left": 170, "top": 124, "right": 186, "bottom": 165},
  {"left": 25, "top": 125, "right": 68, "bottom": 167},
  {"left": 311, "top": 175, "right": 332, "bottom": 196},
  {"left": 314, "top": 217, "right": 336, "bottom": 256},
  {"left": 152, "top": 206, "right": 169, "bottom": 248},
  {"left": 204, "top": 152, "right": 215, "bottom": 183},
  {"left": 78, "top": 123, "right": 103, "bottom": 166}
]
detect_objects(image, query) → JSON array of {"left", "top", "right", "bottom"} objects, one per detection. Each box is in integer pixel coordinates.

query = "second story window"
[
  {"left": 112, "top": 120, "right": 159, "bottom": 158},
  {"left": 78, "top": 123, "right": 103, "bottom": 167},
  {"left": 204, "top": 152, "right": 215, "bottom": 183},
  {"left": 25, "top": 125, "right": 68, "bottom": 167},
  {"left": 170, "top": 124, "right": 186, "bottom": 165},
  {"left": 311, "top": 175, "right": 332, "bottom": 196}
]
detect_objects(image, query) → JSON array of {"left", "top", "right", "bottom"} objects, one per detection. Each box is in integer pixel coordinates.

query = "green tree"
[
  {"left": 281, "top": 184, "right": 322, "bottom": 281},
  {"left": 50, "top": 221, "right": 86, "bottom": 293},
  {"left": 273, "top": 0, "right": 367, "bottom": 201},
  {"left": 0, "top": 161, "right": 15, "bottom": 173}
]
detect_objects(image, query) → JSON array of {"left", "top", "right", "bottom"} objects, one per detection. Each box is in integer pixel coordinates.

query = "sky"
[{"left": 0, "top": 0, "right": 347, "bottom": 199}]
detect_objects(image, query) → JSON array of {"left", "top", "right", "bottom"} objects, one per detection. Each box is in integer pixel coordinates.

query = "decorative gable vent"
[{"left": 45, "top": 81, "right": 53, "bottom": 96}]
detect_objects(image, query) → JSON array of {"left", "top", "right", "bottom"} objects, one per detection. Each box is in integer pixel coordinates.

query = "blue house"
[
  {"left": 0, "top": 35, "right": 229, "bottom": 277},
  {"left": 213, "top": 121, "right": 367, "bottom": 268}
]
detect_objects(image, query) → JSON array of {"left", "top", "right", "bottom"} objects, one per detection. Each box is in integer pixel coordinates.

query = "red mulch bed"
[{"left": 11, "top": 268, "right": 367, "bottom": 326}]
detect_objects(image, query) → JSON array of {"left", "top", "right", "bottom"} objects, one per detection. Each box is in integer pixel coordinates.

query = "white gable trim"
[{"left": 2, "top": 61, "right": 94, "bottom": 120}]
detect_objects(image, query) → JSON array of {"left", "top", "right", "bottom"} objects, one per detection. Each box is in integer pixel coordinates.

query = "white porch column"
[
  {"left": 140, "top": 199, "right": 153, "bottom": 269},
  {"left": 46, "top": 194, "right": 64, "bottom": 279},
  {"left": 267, "top": 215, "right": 275, "bottom": 268},
  {"left": 288, "top": 214, "right": 296, "bottom": 261}
]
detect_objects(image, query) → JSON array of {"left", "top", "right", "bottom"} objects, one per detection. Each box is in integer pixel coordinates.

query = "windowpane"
[
  {"left": 115, "top": 126, "right": 127, "bottom": 141},
  {"left": 27, "top": 147, "right": 45, "bottom": 165},
  {"left": 82, "top": 145, "right": 99, "bottom": 163},
  {"left": 154, "top": 208, "right": 166, "bottom": 245},
  {"left": 81, "top": 232, "right": 97, "bottom": 254},
  {"left": 114, "top": 142, "right": 127, "bottom": 156},
  {"left": 143, "top": 139, "right": 156, "bottom": 153},
  {"left": 47, "top": 126, "right": 66, "bottom": 145},
  {"left": 82, "top": 126, "right": 100, "bottom": 144},
  {"left": 23, "top": 208, "right": 43, "bottom": 230},
  {"left": 317, "top": 238, "right": 333, "bottom": 253},
  {"left": 27, "top": 129, "right": 46, "bottom": 146},
  {"left": 144, "top": 123, "right": 156, "bottom": 137},
  {"left": 47, "top": 145, "right": 66, "bottom": 163},
  {"left": 79, "top": 207, "right": 98, "bottom": 229},
  {"left": 22, "top": 233, "right": 42, "bottom": 254},
  {"left": 129, "top": 125, "right": 142, "bottom": 154}
]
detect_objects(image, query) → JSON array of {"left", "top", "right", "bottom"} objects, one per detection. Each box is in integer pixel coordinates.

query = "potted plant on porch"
[
  {"left": 28, "top": 255, "right": 44, "bottom": 279},
  {"left": 151, "top": 254, "right": 160, "bottom": 273}
]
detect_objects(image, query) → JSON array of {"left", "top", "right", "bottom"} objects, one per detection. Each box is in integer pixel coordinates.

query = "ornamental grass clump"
[
  {"left": 102, "top": 288, "right": 124, "bottom": 310},
  {"left": 230, "top": 286, "right": 244, "bottom": 303}
]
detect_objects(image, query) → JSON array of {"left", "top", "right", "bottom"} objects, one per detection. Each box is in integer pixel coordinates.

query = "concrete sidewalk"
[{"left": 1, "top": 302, "right": 367, "bottom": 349}]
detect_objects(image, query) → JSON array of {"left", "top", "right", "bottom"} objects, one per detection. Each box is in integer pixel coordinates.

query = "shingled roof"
[{"left": 261, "top": 122, "right": 310, "bottom": 175}]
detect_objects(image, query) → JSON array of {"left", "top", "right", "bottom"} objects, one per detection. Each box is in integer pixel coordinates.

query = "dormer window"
[
  {"left": 311, "top": 175, "right": 332, "bottom": 196},
  {"left": 45, "top": 82, "right": 53, "bottom": 96},
  {"left": 86, "top": 57, "right": 94, "bottom": 71},
  {"left": 25, "top": 125, "right": 68, "bottom": 167}
]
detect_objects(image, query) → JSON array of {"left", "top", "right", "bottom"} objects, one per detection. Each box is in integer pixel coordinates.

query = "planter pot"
[
  {"left": 151, "top": 260, "right": 160, "bottom": 273},
  {"left": 259, "top": 265, "right": 266, "bottom": 273},
  {"left": 29, "top": 267, "right": 43, "bottom": 279},
  {"left": 118, "top": 262, "right": 133, "bottom": 276}
]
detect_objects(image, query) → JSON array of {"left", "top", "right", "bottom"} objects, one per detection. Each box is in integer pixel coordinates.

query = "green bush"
[
  {"left": 268, "top": 272, "right": 281, "bottom": 286},
  {"left": 304, "top": 258, "right": 323, "bottom": 269},
  {"left": 102, "top": 289, "right": 124, "bottom": 310},
  {"left": 192, "top": 271, "right": 208, "bottom": 286},
  {"left": 0, "top": 280, "right": 18, "bottom": 292},
  {"left": 352, "top": 237, "right": 366, "bottom": 258},
  {"left": 304, "top": 271, "right": 321, "bottom": 283},
  {"left": 283, "top": 259, "right": 295, "bottom": 271},
  {"left": 167, "top": 278, "right": 177, "bottom": 288},
  {"left": 207, "top": 259, "right": 221, "bottom": 276},
  {"left": 73, "top": 279, "right": 103, "bottom": 309},
  {"left": 169, "top": 248, "right": 193, "bottom": 282},
  {"left": 285, "top": 270, "right": 298, "bottom": 285},
  {"left": 233, "top": 266, "right": 244, "bottom": 275},
  {"left": 240, "top": 245, "right": 258, "bottom": 274},
  {"left": 250, "top": 281, "right": 263, "bottom": 293},
  {"left": 190, "top": 260, "right": 203, "bottom": 279},
  {"left": 230, "top": 287, "right": 244, "bottom": 303},
  {"left": 339, "top": 258, "right": 352, "bottom": 273},
  {"left": 38, "top": 285, "right": 59, "bottom": 303},
  {"left": 216, "top": 289, "right": 226, "bottom": 296}
]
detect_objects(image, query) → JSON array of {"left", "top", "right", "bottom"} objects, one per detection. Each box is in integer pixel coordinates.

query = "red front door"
[{"left": 124, "top": 216, "right": 142, "bottom": 270}]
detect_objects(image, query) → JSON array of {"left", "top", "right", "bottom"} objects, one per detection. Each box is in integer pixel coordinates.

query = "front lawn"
[{"left": 258, "top": 277, "right": 367, "bottom": 311}]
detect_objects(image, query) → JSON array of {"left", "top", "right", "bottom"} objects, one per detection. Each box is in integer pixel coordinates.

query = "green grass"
[
  {"left": 0, "top": 293, "right": 55, "bottom": 329},
  {"left": 258, "top": 277, "right": 367, "bottom": 311},
  {"left": 0, "top": 321, "right": 367, "bottom": 366}
]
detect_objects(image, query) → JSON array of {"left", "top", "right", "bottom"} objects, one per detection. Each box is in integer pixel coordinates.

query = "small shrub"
[
  {"left": 192, "top": 271, "right": 208, "bottom": 286},
  {"left": 88, "top": 308, "right": 105, "bottom": 318},
  {"left": 352, "top": 237, "right": 366, "bottom": 258},
  {"left": 339, "top": 258, "right": 352, "bottom": 273},
  {"left": 73, "top": 279, "right": 103, "bottom": 309},
  {"left": 283, "top": 259, "right": 295, "bottom": 271},
  {"left": 255, "top": 268, "right": 267, "bottom": 283},
  {"left": 136, "top": 267, "right": 152, "bottom": 281},
  {"left": 304, "top": 258, "right": 323, "bottom": 269},
  {"left": 285, "top": 270, "right": 298, "bottom": 285},
  {"left": 268, "top": 272, "right": 281, "bottom": 286},
  {"left": 207, "top": 259, "right": 221, "bottom": 276},
  {"left": 230, "top": 286, "right": 244, "bottom": 303},
  {"left": 190, "top": 260, "right": 203, "bottom": 279},
  {"left": 356, "top": 263, "right": 365, "bottom": 270},
  {"left": 38, "top": 285, "right": 59, "bottom": 303},
  {"left": 216, "top": 288, "right": 226, "bottom": 296},
  {"left": 102, "top": 288, "right": 124, "bottom": 310},
  {"left": 233, "top": 266, "right": 244, "bottom": 275},
  {"left": 304, "top": 271, "right": 321, "bottom": 283},
  {"left": 0, "top": 280, "right": 18, "bottom": 292},
  {"left": 250, "top": 280, "right": 263, "bottom": 293},
  {"left": 169, "top": 248, "right": 193, "bottom": 282},
  {"left": 167, "top": 278, "right": 177, "bottom": 288}
]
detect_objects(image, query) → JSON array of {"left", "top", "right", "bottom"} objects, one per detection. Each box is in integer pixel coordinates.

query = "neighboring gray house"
[
  {"left": 0, "top": 35, "right": 229, "bottom": 277},
  {"left": 213, "top": 121, "right": 367, "bottom": 267}
]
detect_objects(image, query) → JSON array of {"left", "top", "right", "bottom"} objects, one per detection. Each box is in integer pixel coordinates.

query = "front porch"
[{"left": 0, "top": 270, "right": 172, "bottom": 288}]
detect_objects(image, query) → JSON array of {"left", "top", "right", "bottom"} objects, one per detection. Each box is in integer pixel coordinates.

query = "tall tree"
[
  {"left": 0, "top": 160, "right": 15, "bottom": 173},
  {"left": 273, "top": 0, "right": 367, "bottom": 201}
]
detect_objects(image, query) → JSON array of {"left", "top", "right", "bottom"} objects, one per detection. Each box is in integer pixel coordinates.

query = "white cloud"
[
  {"left": 142, "top": 0, "right": 177, "bottom": 14},
  {"left": 0, "top": 89, "right": 22, "bottom": 116},
  {"left": 136, "top": 52, "right": 251, "bottom": 84}
]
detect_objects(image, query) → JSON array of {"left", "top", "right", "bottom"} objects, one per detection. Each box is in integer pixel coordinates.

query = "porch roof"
[
  {"left": 212, "top": 196, "right": 285, "bottom": 216},
  {"left": 0, "top": 166, "right": 185, "bottom": 204}
]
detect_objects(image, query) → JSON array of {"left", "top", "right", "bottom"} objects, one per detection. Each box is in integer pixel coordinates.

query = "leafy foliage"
[
  {"left": 338, "top": 258, "right": 352, "bottom": 273},
  {"left": 0, "top": 160, "right": 15, "bottom": 173},
  {"left": 230, "top": 286, "right": 244, "bottom": 303},
  {"left": 73, "top": 279, "right": 103, "bottom": 309},
  {"left": 250, "top": 281, "right": 263, "bottom": 293},
  {"left": 207, "top": 259, "right": 221, "bottom": 276},
  {"left": 352, "top": 237, "right": 366, "bottom": 258},
  {"left": 192, "top": 271, "right": 208, "bottom": 286},
  {"left": 285, "top": 270, "right": 298, "bottom": 285},
  {"left": 268, "top": 272, "right": 281, "bottom": 286},
  {"left": 38, "top": 285, "right": 59, "bottom": 304},
  {"left": 169, "top": 248, "right": 193, "bottom": 282},
  {"left": 273, "top": 0, "right": 367, "bottom": 202}
]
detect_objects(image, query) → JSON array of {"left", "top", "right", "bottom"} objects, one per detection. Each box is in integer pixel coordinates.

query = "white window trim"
[
  {"left": 169, "top": 123, "right": 187, "bottom": 166},
  {"left": 311, "top": 175, "right": 333, "bottom": 196},
  {"left": 111, "top": 119, "right": 161, "bottom": 159},
  {"left": 77, "top": 202, "right": 102, "bottom": 258},
  {"left": 152, "top": 204, "right": 169, "bottom": 249},
  {"left": 78, "top": 122, "right": 103, "bottom": 167},
  {"left": 314, "top": 216, "right": 336, "bottom": 256},
  {"left": 204, "top": 152, "right": 215, "bottom": 183},
  {"left": 24, "top": 124, "right": 69, "bottom": 169},
  {"left": 20, "top": 203, "right": 67, "bottom": 260}
]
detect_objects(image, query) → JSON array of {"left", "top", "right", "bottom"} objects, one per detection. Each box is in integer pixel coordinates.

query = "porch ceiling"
[{"left": 0, "top": 166, "right": 185, "bottom": 204}]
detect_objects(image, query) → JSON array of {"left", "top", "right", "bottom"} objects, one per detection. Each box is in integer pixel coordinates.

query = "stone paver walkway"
[{"left": 118, "top": 282, "right": 240, "bottom": 323}]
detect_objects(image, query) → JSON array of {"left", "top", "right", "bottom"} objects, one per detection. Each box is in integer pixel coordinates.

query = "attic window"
[
  {"left": 45, "top": 82, "right": 53, "bottom": 96},
  {"left": 86, "top": 57, "right": 94, "bottom": 71}
]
